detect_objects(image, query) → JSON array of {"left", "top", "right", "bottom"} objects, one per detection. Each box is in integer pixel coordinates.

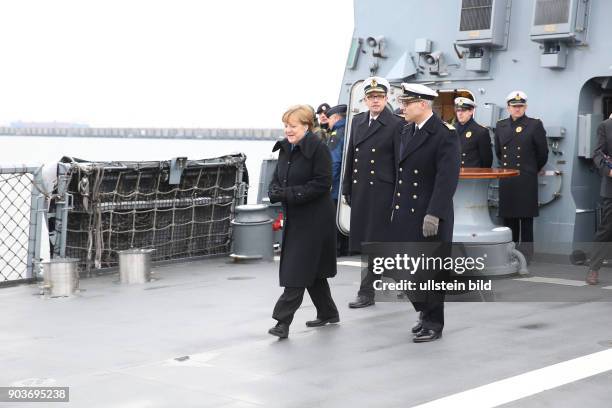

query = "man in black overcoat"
[
  {"left": 390, "top": 83, "right": 460, "bottom": 343},
  {"left": 454, "top": 97, "right": 493, "bottom": 168},
  {"left": 342, "top": 76, "right": 403, "bottom": 308},
  {"left": 494, "top": 91, "right": 549, "bottom": 263}
]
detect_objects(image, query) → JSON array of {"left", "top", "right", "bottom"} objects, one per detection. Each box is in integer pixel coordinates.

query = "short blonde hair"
[{"left": 282, "top": 105, "right": 314, "bottom": 130}]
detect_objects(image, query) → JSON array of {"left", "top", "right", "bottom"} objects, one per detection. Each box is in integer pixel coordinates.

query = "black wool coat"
[
  {"left": 389, "top": 114, "right": 461, "bottom": 243},
  {"left": 494, "top": 115, "right": 549, "bottom": 218},
  {"left": 591, "top": 118, "right": 612, "bottom": 198},
  {"left": 458, "top": 118, "right": 493, "bottom": 168},
  {"left": 269, "top": 133, "right": 337, "bottom": 287},
  {"left": 341, "top": 107, "right": 403, "bottom": 252}
]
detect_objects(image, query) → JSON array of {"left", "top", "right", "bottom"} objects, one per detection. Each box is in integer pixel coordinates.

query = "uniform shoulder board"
[
  {"left": 476, "top": 121, "right": 490, "bottom": 129},
  {"left": 331, "top": 131, "right": 337, "bottom": 136},
  {"left": 444, "top": 122, "right": 455, "bottom": 130}
]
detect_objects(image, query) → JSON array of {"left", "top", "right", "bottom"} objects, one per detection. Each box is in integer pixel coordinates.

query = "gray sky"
[{"left": 0, "top": 0, "right": 354, "bottom": 128}]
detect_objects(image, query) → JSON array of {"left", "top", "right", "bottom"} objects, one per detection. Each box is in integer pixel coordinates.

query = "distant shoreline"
[{"left": 0, "top": 128, "right": 283, "bottom": 141}]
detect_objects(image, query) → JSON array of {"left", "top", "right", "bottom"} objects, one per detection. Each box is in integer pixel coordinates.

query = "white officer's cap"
[
  {"left": 398, "top": 83, "right": 438, "bottom": 102},
  {"left": 454, "top": 97, "right": 476, "bottom": 109},
  {"left": 506, "top": 90, "right": 528, "bottom": 106},
  {"left": 362, "top": 76, "right": 390, "bottom": 95}
]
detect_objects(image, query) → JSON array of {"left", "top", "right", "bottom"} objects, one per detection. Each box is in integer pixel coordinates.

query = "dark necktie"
[{"left": 401, "top": 124, "right": 418, "bottom": 157}]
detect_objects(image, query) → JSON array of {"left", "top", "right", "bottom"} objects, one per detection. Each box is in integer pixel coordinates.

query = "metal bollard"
[
  {"left": 230, "top": 204, "right": 274, "bottom": 261},
  {"left": 40, "top": 258, "right": 80, "bottom": 297},
  {"left": 118, "top": 249, "right": 155, "bottom": 284}
]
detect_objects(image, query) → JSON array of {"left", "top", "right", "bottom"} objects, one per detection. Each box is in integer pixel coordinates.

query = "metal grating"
[
  {"left": 534, "top": 0, "right": 571, "bottom": 25},
  {"left": 460, "top": 0, "right": 493, "bottom": 31}
]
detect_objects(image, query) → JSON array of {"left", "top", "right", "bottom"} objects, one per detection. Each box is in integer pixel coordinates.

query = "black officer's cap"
[
  {"left": 326, "top": 104, "right": 347, "bottom": 117},
  {"left": 316, "top": 103, "right": 331, "bottom": 115}
]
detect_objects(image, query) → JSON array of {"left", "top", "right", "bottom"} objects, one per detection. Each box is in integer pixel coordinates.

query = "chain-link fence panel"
[{"left": 0, "top": 166, "right": 43, "bottom": 286}]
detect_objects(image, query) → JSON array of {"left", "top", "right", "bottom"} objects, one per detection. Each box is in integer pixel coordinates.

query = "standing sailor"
[
  {"left": 342, "top": 76, "right": 403, "bottom": 308},
  {"left": 454, "top": 97, "right": 493, "bottom": 168},
  {"left": 325, "top": 104, "right": 349, "bottom": 256},
  {"left": 586, "top": 115, "right": 612, "bottom": 284},
  {"left": 391, "top": 83, "right": 460, "bottom": 342},
  {"left": 494, "top": 91, "right": 548, "bottom": 263}
]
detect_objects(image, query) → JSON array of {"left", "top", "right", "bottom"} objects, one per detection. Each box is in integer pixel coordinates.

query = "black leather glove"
[{"left": 268, "top": 185, "right": 286, "bottom": 203}]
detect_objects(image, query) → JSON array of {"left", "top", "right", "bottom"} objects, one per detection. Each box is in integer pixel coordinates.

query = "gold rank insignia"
[
  {"left": 516, "top": 126, "right": 523, "bottom": 133},
  {"left": 465, "top": 131, "right": 472, "bottom": 138},
  {"left": 444, "top": 122, "right": 455, "bottom": 130},
  {"left": 371, "top": 79, "right": 377, "bottom": 88},
  {"left": 331, "top": 131, "right": 337, "bottom": 136},
  {"left": 515, "top": 94, "right": 521, "bottom": 100}
]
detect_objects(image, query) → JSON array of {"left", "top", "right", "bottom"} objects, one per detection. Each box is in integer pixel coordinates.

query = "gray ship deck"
[{"left": 2, "top": 257, "right": 612, "bottom": 407}]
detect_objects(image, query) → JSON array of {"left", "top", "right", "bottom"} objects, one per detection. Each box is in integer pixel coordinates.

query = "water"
[{"left": 1, "top": 135, "right": 278, "bottom": 203}]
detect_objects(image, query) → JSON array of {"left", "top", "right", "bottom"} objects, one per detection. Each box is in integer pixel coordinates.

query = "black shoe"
[
  {"left": 348, "top": 295, "right": 375, "bottom": 308},
  {"left": 268, "top": 323, "right": 289, "bottom": 339},
  {"left": 411, "top": 321, "right": 423, "bottom": 334},
  {"left": 413, "top": 328, "right": 442, "bottom": 343},
  {"left": 306, "top": 316, "right": 340, "bottom": 327}
]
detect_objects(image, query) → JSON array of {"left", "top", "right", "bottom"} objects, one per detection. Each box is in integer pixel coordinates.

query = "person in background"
[
  {"left": 316, "top": 103, "right": 331, "bottom": 138},
  {"left": 325, "top": 104, "right": 349, "bottom": 256},
  {"left": 267, "top": 104, "right": 339, "bottom": 339},
  {"left": 586, "top": 115, "right": 612, "bottom": 284},
  {"left": 454, "top": 97, "right": 493, "bottom": 168},
  {"left": 494, "top": 91, "right": 548, "bottom": 263}
]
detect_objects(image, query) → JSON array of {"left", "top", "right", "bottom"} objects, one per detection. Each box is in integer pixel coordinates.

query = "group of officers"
[{"left": 313, "top": 76, "right": 549, "bottom": 342}]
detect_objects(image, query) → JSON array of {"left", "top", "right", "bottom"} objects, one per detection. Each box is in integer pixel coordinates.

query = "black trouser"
[
  {"left": 412, "top": 242, "right": 450, "bottom": 332},
  {"left": 590, "top": 198, "right": 612, "bottom": 271},
  {"left": 272, "top": 278, "right": 338, "bottom": 325},
  {"left": 333, "top": 199, "right": 349, "bottom": 256},
  {"left": 413, "top": 299, "right": 445, "bottom": 332},
  {"left": 357, "top": 264, "right": 377, "bottom": 299},
  {"left": 504, "top": 217, "right": 534, "bottom": 260}
]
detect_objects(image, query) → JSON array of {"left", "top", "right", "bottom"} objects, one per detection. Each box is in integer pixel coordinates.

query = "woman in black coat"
[{"left": 267, "top": 105, "right": 339, "bottom": 339}]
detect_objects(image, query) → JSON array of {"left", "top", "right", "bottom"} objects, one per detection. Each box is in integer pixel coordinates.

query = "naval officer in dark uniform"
[
  {"left": 494, "top": 91, "right": 549, "bottom": 263},
  {"left": 454, "top": 97, "right": 493, "bottom": 168},
  {"left": 391, "top": 83, "right": 461, "bottom": 343},
  {"left": 342, "top": 76, "right": 403, "bottom": 308}
]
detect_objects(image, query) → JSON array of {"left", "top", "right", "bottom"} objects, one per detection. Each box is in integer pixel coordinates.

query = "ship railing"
[{"left": 0, "top": 165, "right": 47, "bottom": 286}]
